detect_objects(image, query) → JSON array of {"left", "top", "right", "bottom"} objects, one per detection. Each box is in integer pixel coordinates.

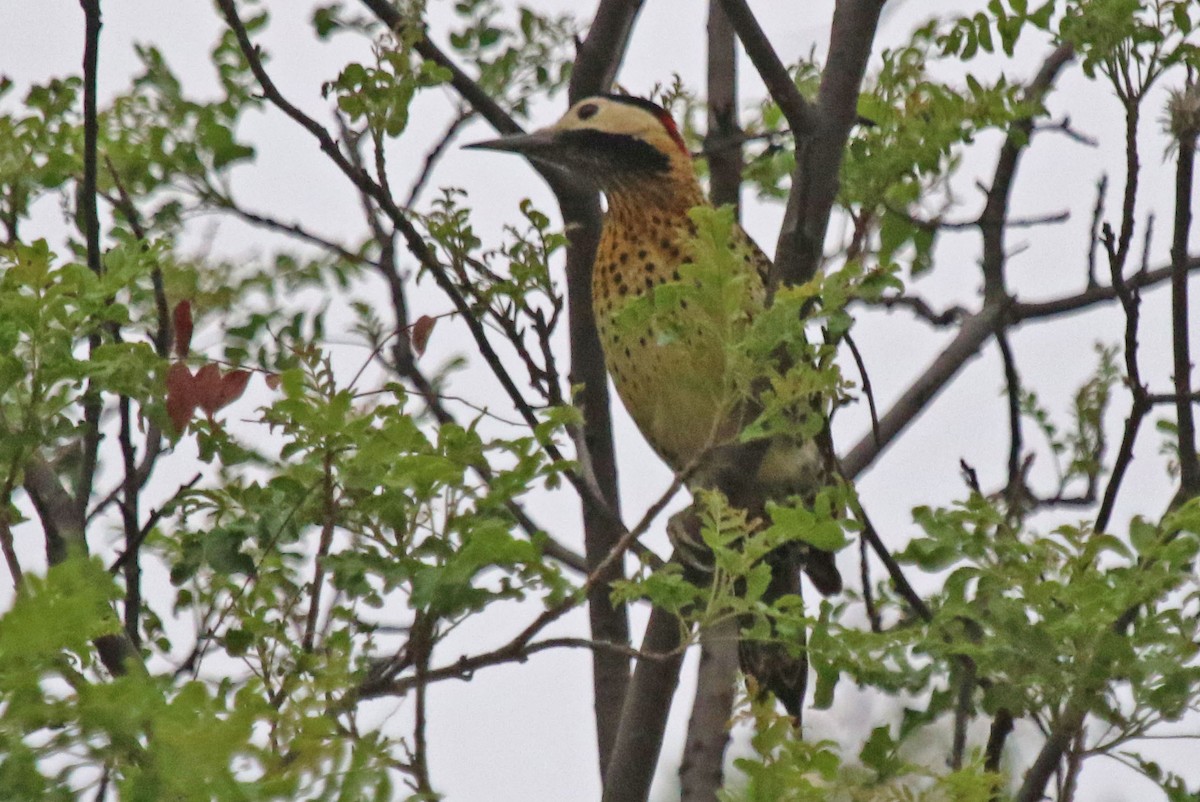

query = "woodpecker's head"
[{"left": 466, "top": 95, "right": 692, "bottom": 190}]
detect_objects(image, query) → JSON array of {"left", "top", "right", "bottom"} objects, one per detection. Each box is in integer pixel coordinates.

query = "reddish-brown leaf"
[
  {"left": 411, "top": 314, "right": 436, "bottom": 357},
  {"left": 193, "top": 363, "right": 224, "bottom": 417},
  {"left": 216, "top": 370, "right": 251, "bottom": 411},
  {"left": 166, "top": 363, "right": 196, "bottom": 433},
  {"left": 173, "top": 301, "right": 193, "bottom": 358},
  {"left": 264, "top": 372, "right": 282, "bottom": 391}
]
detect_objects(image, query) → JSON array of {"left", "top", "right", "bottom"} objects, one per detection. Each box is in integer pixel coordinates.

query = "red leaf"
[
  {"left": 193, "top": 363, "right": 224, "bottom": 417},
  {"left": 173, "top": 301, "right": 193, "bottom": 358},
  {"left": 216, "top": 370, "right": 251, "bottom": 411},
  {"left": 264, "top": 372, "right": 281, "bottom": 391},
  {"left": 166, "top": 363, "right": 196, "bottom": 433},
  {"left": 411, "top": 314, "right": 436, "bottom": 357}
]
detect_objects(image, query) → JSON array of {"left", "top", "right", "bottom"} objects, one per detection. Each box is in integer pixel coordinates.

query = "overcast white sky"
[{"left": 2, "top": 1, "right": 1198, "bottom": 799}]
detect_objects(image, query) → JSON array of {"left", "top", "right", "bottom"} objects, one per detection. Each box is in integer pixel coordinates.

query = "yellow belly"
[
  {"left": 603, "top": 319, "right": 738, "bottom": 470},
  {"left": 591, "top": 211, "right": 761, "bottom": 471}
]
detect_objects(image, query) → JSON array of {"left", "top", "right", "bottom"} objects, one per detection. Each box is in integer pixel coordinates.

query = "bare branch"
[
  {"left": 405, "top": 108, "right": 473, "bottom": 208},
  {"left": 1013, "top": 256, "right": 1200, "bottom": 321},
  {"left": 858, "top": 533, "right": 881, "bottom": 633},
  {"left": 844, "top": 330, "right": 879, "bottom": 447},
  {"left": 773, "top": 0, "right": 886, "bottom": 288},
  {"left": 78, "top": 0, "right": 102, "bottom": 278},
  {"left": 1087, "top": 175, "right": 1107, "bottom": 287},
  {"left": 601, "top": 604, "right": 688, "bottom": 802},
  {"left": 950, "top": 657, "right": 976, "bottom": 770},
  {"left": 852, "top": 497, "right": 933, "bottom": 622},
  {"left": 995, "top": 330, "right": 1023, "bottom": 502},
  {"left": 679, "top": 619, "right": 738, "bottom": 802},
  {"left": 565, "top": 0, "right": 649, "bottom": 776},
  {"left": 570, "top": 0, "right": 646, "bottom": 101},
  {"left": 871, "top": 293, "right": 966, "bottom": 327},
  {"left": 979, "top": 44, "right": 1075, "bottom": 303},
  {"left": 117, "top": 397, "right": 141, "bottom": 647},
  {"left": 716, "top": 0, "right": 818, "bottom": 137},
  {"left": 843, "top": 307, "right": 1002, "bottom": 479},
  {"left": 0, "top": 488, "right": 21, "bottom": 589},
  {"left": 1034, "top": 115, "right": 1099, "bottom": 147},
  {"left": 200, "top": 193, "right": 367, "bottom": 265},
  {"left": 677, "top": 11, "right": 743, "bottom": 795},
  {"left": 77, "top": 0, "right": 104, "bottom": 524},
  {"left": 846, "top": 255, "right": 1200, "bottom": 479},
  {"left": 985, "top": 709, "right": 1014, "bottom": 775},
  {"left": 302, "top": 451, "right": 338, "bottom": 653},
  {"left": 1168, "top": 106, "right": 1199, "bottom": 502},
  {"left": 706, "top": 0, "right": 742, "bottom": 214}
]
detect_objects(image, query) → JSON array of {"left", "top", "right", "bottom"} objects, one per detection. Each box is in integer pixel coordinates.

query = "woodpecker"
[{"left": 469, "top": 94, "right": 841, "bottom": 718}]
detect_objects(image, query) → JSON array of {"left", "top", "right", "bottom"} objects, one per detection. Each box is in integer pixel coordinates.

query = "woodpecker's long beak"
[{"left": 463, "top": 129, "right": 563, "bottom": 161}]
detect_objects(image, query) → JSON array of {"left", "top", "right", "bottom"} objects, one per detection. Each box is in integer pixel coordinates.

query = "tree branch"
[
  {"left": 676, "top": 9, "right": 743, "bottom": 797},
  {"left": 76, "top": 0, "right": 104, "bottom": 524},
  {"left": 23, "top": 458, "right": 142, "bottom": 676},
  {"left": 1012, "top": 256, "right": 1200, "bottom": 321},
  {"left": 843, "top": 307, "right": 1003, "bottom": 479},
  {"left": 774, "top": 0, "right": 885, "bottom": 288},
  {"left": 564, "top": 0, "right": 647, "bottom": 778},
  {"left": 716, "top": 0, "right": 818, "bottom": 137},
  {"left": 571, "top": 0, "right": 645, "bottom": 101},
  {"left": 1169, "top": 104, "right": 1199, "bottom": 502},
  {"left": 601, "top": 603, "right": 688, "bottom": 802},
  {"left": 679, "top": 619, "right": 738, "bottom": 802},
  {"left": 979, "top": 44, "right": 1075, "bottom": 303},
  {"left": 845, "top": 256, "right": 1200, "bottom": 479},
  {"left": 357, "top": 0, "right": 524, "bottom": 136}
]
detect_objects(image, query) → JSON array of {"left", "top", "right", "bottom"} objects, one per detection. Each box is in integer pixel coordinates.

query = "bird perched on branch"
[{"left": 469, "top": 94, "right": 841, "bottom": 718}]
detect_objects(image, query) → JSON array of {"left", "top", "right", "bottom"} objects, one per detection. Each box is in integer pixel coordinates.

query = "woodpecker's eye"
[{"left": 577, "top": 103, "right": 599, "bottom": 120}]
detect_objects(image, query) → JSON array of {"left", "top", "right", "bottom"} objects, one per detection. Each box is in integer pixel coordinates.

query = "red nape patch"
[{"left": 657, "top": 111, "right": 690, "bottom": 157}]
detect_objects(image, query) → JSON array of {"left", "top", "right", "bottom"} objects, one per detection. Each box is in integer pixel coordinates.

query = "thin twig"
[
  {"left": 0, "top": 481, "right": 22, "bottom": 589},
  {"left": 302, "top": 450, "right": 338, "bottom": 653},
  {"left": 995, "top": 329, "right": 1023, "bottom": 503},
  {"left": 405, "top": 108, "right": 473, "bottom": 208},
  {"left": 872, "top": 293, "right": 966, "bottom": 327},
  {"left": 1087, "top": 175, "right": 1107, "bottom": 288},
  {"left": 844, "top": 330, "right": 880, "bottom": 447},
  {"left": 850, "top": 496, "right": 932, "bottom": 622},
  {"left": 859, "top": 532, "right": 880, "bottom": 633},
  {"left": 107, "top": 473, "right": 202, "bottom": 574}
]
